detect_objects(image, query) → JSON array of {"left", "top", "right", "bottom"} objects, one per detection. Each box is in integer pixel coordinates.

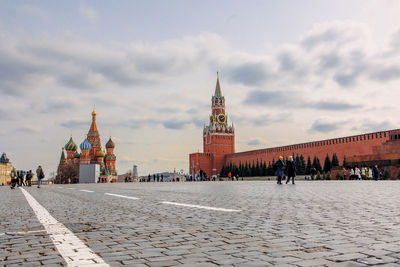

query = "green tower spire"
[{"left": 214, "top": 72, "right": 223, "bottom": 98}]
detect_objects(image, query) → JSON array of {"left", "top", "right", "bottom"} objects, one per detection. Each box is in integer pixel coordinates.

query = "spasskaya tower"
[{"left": 189, "top": 73, "right": 235, "bottom": 177}]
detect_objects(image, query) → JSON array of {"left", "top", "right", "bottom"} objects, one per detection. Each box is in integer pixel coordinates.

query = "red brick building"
[{"left": 189, "top": 75, "right": 400, "bottom": 177}]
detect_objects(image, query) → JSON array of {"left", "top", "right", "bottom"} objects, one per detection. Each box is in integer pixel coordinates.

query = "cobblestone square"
[{"left": 1, "top": 181, "right": 400, "bottom": 266}]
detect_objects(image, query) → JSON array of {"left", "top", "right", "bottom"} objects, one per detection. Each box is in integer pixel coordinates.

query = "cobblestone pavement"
[{"left": 1, "top": 181, "right": 400, "bottom": 266}]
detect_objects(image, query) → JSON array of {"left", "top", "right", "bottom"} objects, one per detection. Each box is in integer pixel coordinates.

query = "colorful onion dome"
[
  {"left": 96, "top": 149, "right": 106, "bottom": 157},
  {"left": 92, "top": 107, "right": 97, "bottom": 116},
  {"left": 106, "top": 136, "right": 115, "bottom": 148},
  {"left": 73, "top": 151, "right": 80, "bottom": 158},
  {"left": 80, "top": 138, "right": 92, "bottom": 151},
  {"left": 65, "top": 135, "right": 78, "bottom": 151}
]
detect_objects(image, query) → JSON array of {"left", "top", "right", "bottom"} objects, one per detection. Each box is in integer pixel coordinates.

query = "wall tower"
[{"left": 189, "top": 73, "right": 235, "bottom": 177}]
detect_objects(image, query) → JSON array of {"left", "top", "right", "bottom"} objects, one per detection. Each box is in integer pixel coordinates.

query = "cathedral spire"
[
  {"left": 89, "top": 108, "right": 98, "bottom": 133},
  {"left": 214, "top": 72, "right": 223, "bottom": 98}
]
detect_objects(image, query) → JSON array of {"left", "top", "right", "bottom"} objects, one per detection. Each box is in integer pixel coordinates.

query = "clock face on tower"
[
  {"left": 217, "top": 114, "right": 226, "bottom": 125},
  {"left": 210, "top": 115, "right": 214, "bottom": 125}
]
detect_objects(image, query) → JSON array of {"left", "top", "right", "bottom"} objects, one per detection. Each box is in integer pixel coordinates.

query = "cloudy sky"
[{"left": 1, "top": 0, "right": 400, "bottom": 176}]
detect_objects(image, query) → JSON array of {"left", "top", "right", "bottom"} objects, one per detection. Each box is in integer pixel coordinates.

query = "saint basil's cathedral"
[{"left": 56, "top": 109, "right": 117, "bottom": 183}]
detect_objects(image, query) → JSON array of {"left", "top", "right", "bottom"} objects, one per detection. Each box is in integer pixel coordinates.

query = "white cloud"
[
  {"left": 2, "top": 21, "right": 400, "bottom": 175},
  {"left": 17, "top": 4, "right": 47, "bottom": 19},
  {"left": 79, "top": 6, "right": 98, "bottom": 22}
]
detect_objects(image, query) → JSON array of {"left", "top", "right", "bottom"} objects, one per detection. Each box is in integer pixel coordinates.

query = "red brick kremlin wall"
[{"left": 226, "top": 129, "right": 400, "bottom": 167}]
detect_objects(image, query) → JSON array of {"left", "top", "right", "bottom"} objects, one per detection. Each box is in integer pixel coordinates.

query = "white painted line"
[
  {"left": 79, "top": 190, "right": 94, "bottom": 193},
  {"left": 4, "top": 230, "right": 47, "bottom": 235},
  {"left": 161, "top": 201, "right": 241, "bottom": 212},
  {"left": 67, "top": 187, "right": 75, "bottom": 190},
  {"left": 104, "top": 193, "right": 139, "bottom": 200},
  {"left": 57, "top": 187, "right": 63, "bottom": 189},
  {"left": 20, "top": 188, "right": 110, "bottom": 267}
]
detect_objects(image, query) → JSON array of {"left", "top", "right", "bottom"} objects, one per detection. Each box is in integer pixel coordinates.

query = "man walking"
[
  {"left": 274, "top": 156, "right": 285, "bottom": 185},
  {"left": 373, "top": 165, "right": 379, "bottom": 181},
  {"left": 26, "top": 170, "right": 32, "bottom": 186},
  {"left": 310, "top": 167, "right": 317, "bottom": 180},
  {"left": 286, "top": 156, "right": 296, "bottom": 184},
  {"left": 18, "top": 170, "right": 25, "bottom": 186},
  {"left": 36, "top": 165, "right": 44, "bottom": 188},
  {"left": 10, "top": 167, "right": 17, "bottom": 189}
]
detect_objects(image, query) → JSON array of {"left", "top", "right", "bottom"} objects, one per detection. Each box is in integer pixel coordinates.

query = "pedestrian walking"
[
  {"left": 10, "top": 167, "right": 17, "bottom": 189},
  {"left": 368, "top": 167, "right": 373, "bottom": 179},
  {"left": 355, "top": 167, "right": 361, "bottom": 180},
  {"left": 350, "top": 168, "right": 355, "bottom": 179},
  {"left": 18, "top": 170, "right": 25, "bottom": 186},
  {"left": 361, "top": 167, "right": 366, "bottom": 180},
  {"left": 373, "top": 165, "right": 379, "bottom": 181},
  {"left": 36, "top": 165, "right": 44, "bottom": 188},
  {"left": 26, "top": 170, "right": 32, "bottom": 186},
  {"left": 342, "top": 167, "right": 347, "bottom": 180},
  {"left": 310, "top": 167, "right": 317, "bottom": 180},
  {"left": 286, "top": 156, "right": 296, "bottom": 184},
  {"left": 274, "top": 156, "right": 285, "bottom": 185}
]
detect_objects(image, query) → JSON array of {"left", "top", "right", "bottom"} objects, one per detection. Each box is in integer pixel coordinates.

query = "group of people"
[
  {"left": 344, "top": 165, "right": 381, "bottom": 180},
  {"left": 9, "top": 165, "right": 45, "bottom": 189},
  {"left": 274, "top": 156, "right": 296, "bottom": 184}
]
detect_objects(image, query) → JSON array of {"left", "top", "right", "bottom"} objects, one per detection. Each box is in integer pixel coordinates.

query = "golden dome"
[
  {"left": 96, "top": 150, "right": 105, "bottom": 157},
  {"left": 92, "top": 107, "right": 97, "bottom": 116}
]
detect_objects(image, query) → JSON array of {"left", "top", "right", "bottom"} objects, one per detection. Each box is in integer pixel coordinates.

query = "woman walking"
[
  {"left": 286, "top": 156, "right": 296, "bottom": 184},
  {"left": 274, "top": 156, "right": 285, "bottom": 185}
]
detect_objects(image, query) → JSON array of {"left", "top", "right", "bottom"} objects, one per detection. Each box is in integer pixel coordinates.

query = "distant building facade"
[
  {"left": 56, "top": 109, "right": 117, "bottom": 183},
  {"left": 190, "top": 74, "right": 400, "bottom": 177},
  {"left": 0, "top": 153, "right": 11, "bottom": 185}
]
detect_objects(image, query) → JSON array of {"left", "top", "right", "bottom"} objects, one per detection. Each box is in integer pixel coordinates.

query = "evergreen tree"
[
  {"left": 256, "top": 159, "right": 260, "bottom": 176},
  {"left": 233, "top": 163, "right": 239, "bottom": 177},
  {"left": 238, "top": 162, "right": 242, "bottom": 177},
  {"left": 295, "top": 154, "right": 301, "bottom": 174},
  {"left": 299, "top": 154, "right": 306, "bottom": 175},
  {"left": 342, "top": 155, "right": 347, "bottom": 167},
  {"left": 246, "top": 162, "right": 252, "bottom": 177},
  {"left": 331, "top": 153, "right": 339, "bottom": 167},
  {"left": 252, "top": 161, "right": 257, "bottom": 176},
  {"left": 316, "top": 157, "right": 322, "bottom": 172},
  {"left": 306, "top": 156, "right": 312, "bottom": 174},
  {"left": 323, "top": 154, "right": 331, "bottom": 172},
  {"left": 262, "top": 161, "right": 267, "bottom": 176},
  {"left": 220, "top": 165, "right": 226, "bottom": 177},
  {"left": 312, "top": 156, "right": 318, "bottom": 170},
  {"left": 267, "top": 161, "right": 273, "bottom": 176},
  {"left": 313, "top": 156, "right": 322, "bottom": 172}
]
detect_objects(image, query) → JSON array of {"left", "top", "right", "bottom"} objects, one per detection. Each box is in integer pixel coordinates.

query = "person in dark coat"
[
  {"left": 373, "top": 165, "right": 379, "bottom": 181},
  {"left": 25, "top": 170, "right": 32, "bottom": 186},
  {"left": 286, "top": 156, "right": 296, "bottom": 184},
  {"left": 10, "top": 167, "right": 17, "bottom": 189},
  {"left": 18, "top": 170, "right": 25, "bottom": 186},
  {"left": 310, "top": 167, "right": 317, "bottom": 180},
  {"left": 36, "top": 166, "right": 44, "bottom": 188},
  {"left": 274, "top": 156, "right": 285, "bottom": 185}
]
